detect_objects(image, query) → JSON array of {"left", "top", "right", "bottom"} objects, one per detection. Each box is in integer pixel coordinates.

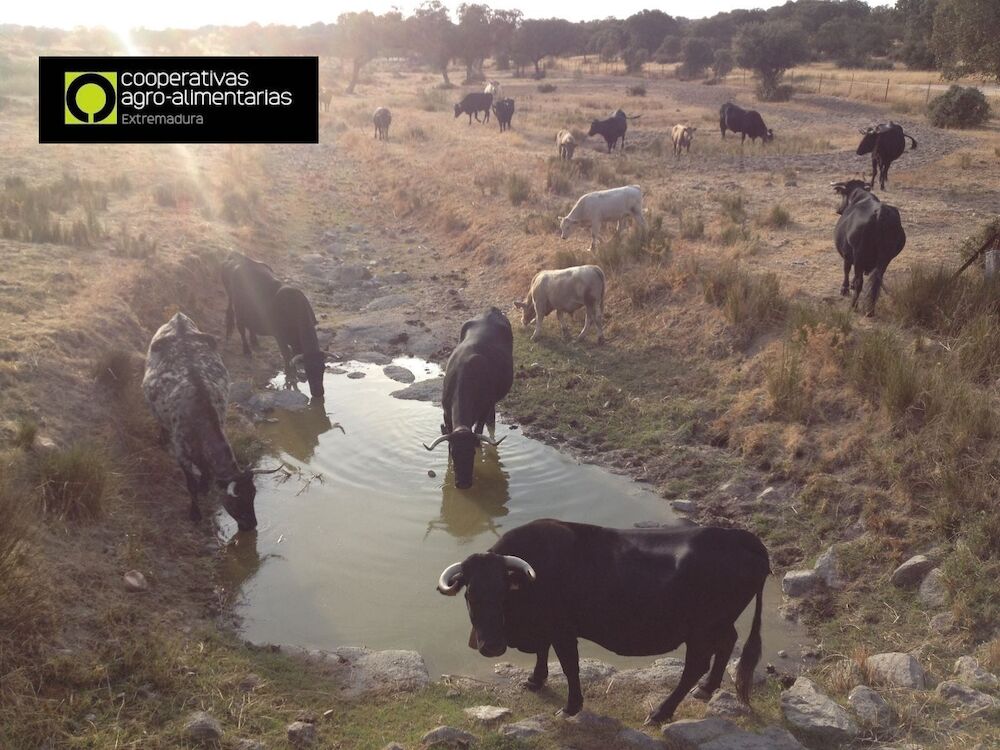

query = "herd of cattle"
[{"left": 135, "top": 84, "right": 926, "bottom": 722}]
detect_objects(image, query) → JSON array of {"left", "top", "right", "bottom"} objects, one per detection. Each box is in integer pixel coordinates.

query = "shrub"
[
  {"left": 545, "top": 161, "right": 574, "bottom": 196},
  {"left": 537, "top": 83, "right": 556, "bottom": 94},
  {"left": 715, "top": 193, "right": 746, "bottom": 224},
  {"left": 626, "top": 85, "right": 646, "bottom": 97},
  {"left": 94, "top": 349, "right": 137, "bottom": 394},
  {"left": 712, "top": 49, "right": 734, "bottom": 81},
  {"left": 12, "top": 417, "right": 37, "bottom": 450},
  {"left": 418, "top": 87, "right": 450, "bottom": 111},
  {"left": 220, "top": 190, "right": 257, "bottom": 224},
  {"left": 928, "top": 85, "right": 991, "bottom": 129},
  {"left": 0, "top": 462, "right": 39, "bottom": 633},
  {"left": 595, "top": 215, "right": 671, "bottom": 270},
  {"left": 759, "top": 204, "right": 791, "bottom": 228},
  {"left": 701, "top": 262, "right": 787, "bottom": 336},
  {"left": 767, "top": 343, "right": 807, "bottom": 420},
  {"left": 679, "top": 213, "right": 705, "bottom": 239},
  {"left": 405, "top": 126, "right": 429, "bottom": 142},
  {"left": 37, "top": 443, "right": 112, "bottom": 520},
  {"left": 507, "top": 173, "right": 531, "bottom": 205},
  {"left": 111, "top": 225, "right": 158, "bottom": 259},
  {"left": 623, "top": 46, "right": 649, "bottom": 75}
]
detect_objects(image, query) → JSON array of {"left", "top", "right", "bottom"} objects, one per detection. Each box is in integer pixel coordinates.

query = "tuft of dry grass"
[
  {"left": 12, "top": 417, "right": 38, "bottom": 450},
  {"left": 506, "top": 173, "right": 532, "bottom": 206},
  {"left": 758, "top": 204, "right": 791, "bottom": 228},
  {"left": 37, "top": 442, "right": 114, "bottom": 520},
  {"left": 94, "top": 349, "right": 139, "bottom": 394},
  {"left": 700, "top": 261, "right": 787, "bottom": 338},
  {"left": 0, "top": 456, "right": 42, "bottom": 634}
]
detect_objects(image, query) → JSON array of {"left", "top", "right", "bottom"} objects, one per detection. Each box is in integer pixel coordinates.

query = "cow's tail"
[
  {"left": 904, "top": 133, "right": 918, "bottom": 151},
  {"left": 735, "top": 577, "right": 765, "bottom": 704},
  {"left": 596, "top": 267, "right": 606, "bottom": 316}
]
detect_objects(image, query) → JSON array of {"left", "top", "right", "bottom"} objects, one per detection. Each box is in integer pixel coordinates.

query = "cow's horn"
[
  {"left": 252, "top": 464, "right": 286, "bottom": 475},
  {"left": 423, "top": 434, "right": 450, "bottom": 451},
  {"left": 437, "top": 562, "right": 465, "bottom": 595},
  {"left": 290, "top": 354, "right": 304, "bottom": 367},
  {"left": 502, "top": 555, "right": 537, "bottom": 582},
  {"left": 480, "top": 434, "right": 507, "bottom": 448}
]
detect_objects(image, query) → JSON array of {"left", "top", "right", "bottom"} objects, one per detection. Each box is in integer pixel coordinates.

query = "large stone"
[
  {"left": 391, "top": 377, "right": 444, "bottom": 403},
  {"left": 848, "top": 685, "right": 894, "bottom": 731},
  {"left": 936, "top": 681, "right": 997, "bottom": 711},
  {"left": 814, "top": 546, "right": 844, "bottom": 589},
  {"left": 235, "top": 740, "right": 264, "bottom": 750},
  {"left": 184, "top": 712, "right": 223, "bottom": 743},
  {"left": 353, "top": 351, "right": 393, "bottom": 365},
  {"left": 383, "top": 365, "right": 415, "bottom": 384},
  {"left": 706, "top": 690, "right": 751, "bottom": 718},
  {"left": 890, "top": 555, "right": 935, "bottom": 588},
  {"left": 283, "top": 646, "right": 429, "bottom": 697},
  {"left": 565, "top": 710, "right": 620, "bottom": 732},
  {"left": 953, "top": 656, "right": 999, "bottom": 690},
  {"left": 661, "top": 718, "right": 739, "bottom": 745},
  {"left": 726, "top": 657, "right": 766, "bottom": 687},
  {"left": 780, "top": 677, "right": 859, "bottom": 747},
  {"left": 615, "top": 658, "right": 685, "bottom": 690},
  {"left": 287, "top": 721, "right": 316, "bottom": 746},
  {"left": 782, "top": 569, "right": 820, "bottom": 597},
  {"left": 866, "top": 653, "right": 927, "bottom": 689},
  {"left": 929, "top": 612, "right": 955, "bottom": 634},
  {"left": 500, "top": 716, "right": 547, "bottom": 739},
  {"left": 918, "top": 568, "right": 948, "bottom": 608},
  {"left": 616, "top": 727, "right": 666, "bottom": 750},
  {"left": 551, "top": 657, "right": 618, "bottom": 684},
  {"left": 421, "top": 725, "right": 477, "bottom": 748},
  {"left": 462, "top": 705, "right": 511, "bottom": 724},
  {"left": 123, "top": 570, "right": 148, "bottom": 592},
  {"left": 701, "top": 726, "right": 806, "bottom": 750},
  {"left": 246, "top": 389, "right": 310, "bottom": 413}
]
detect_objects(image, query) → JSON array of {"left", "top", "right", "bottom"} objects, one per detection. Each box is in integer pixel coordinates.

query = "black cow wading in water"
[{"left": 437, "top": 519, "right": 770, "bottom": 724}]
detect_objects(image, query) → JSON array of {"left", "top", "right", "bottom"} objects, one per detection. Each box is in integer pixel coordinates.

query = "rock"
[
  {"left": 246, "top": 389, "right": 310, "bottom": 413},
  {"left": 287, "top": 721, "right": 316, "bottom": 746},
  {"left": 184, "top": 712, "right": 223, "bottom": 743},
  {"left": 346, "top": 371, "right": 366, "bottom": 379},
  {"left": 382, "top": 271, "right": 412, "bottom": 284},
  {"left": 953, "top": 656, "right": 999, "bottom": 690},
  {"left": 918, "top": 568, "right": 948, "bottom": 607},
  {"left": 780, "top": 677, "right": 859, "bottom": 747},
  {"left": 848, "top": 685, "right": 894, "bottom": 731},
  {"left": 551, "top": 657, "right": 618, "bottom": 684},
  {"left": 364, "top": 294, "right": 414, "bottom": 312},
  {"left": 726, "top": 657, "right": 766, "bottom": 687},
  {"left": 462, "top": 705, "right": 511, "bottom": 724},
  {"left": 615, "top": 657, "right": 685, "bottom": 690},
  {"left": 391, "top": 377, "right": 444, "bottom": 403},
  {"left": 330, "top": 265, "right": 372, "bottom": 285},
  {"left": 123, "top": 570, "right": 148, "bottom": 592},
  {"left": 383, "top": 365, "right": 415, "bottom": 384},
  {"left": 890, "top": 555, "right": 935, "bottom": 588},
  {"left": 238, "top": 674, "right": 261, "bottom": 693},
  {"left": 701, "top": 726, "right": 806, "bottom": 750},
  {"left": 500, "top": 716, "right": 547, "bottom": 739},
  {"left": 936, "top": 681, "right": 997, "bottom": 711},
  {"left": 782, "top": 569, "right": 820, "bottom": 597},
  {"left": 814, "top": 546, "right": 844, "bottom": 589},
  {"left": 427, "top": 470, "right": 436, "bottom": 478},
  {"left": 930, "top": 612, "right": 955, "bottom": 633},
  {"left": 235, "top": 740, "right": 265, "bottom": 750},
  {"left": 866, "top": 653, "right": 927, "bottom": 689},
  {"left": 661, "top": 718, "right": 739, "bottom": 745},
  {"left": 382, "top": 744, "right": 405, "bottom": 750},
  {"left": 670, "top": 499, "right": 696, "bottom": 513},
  {"left": 565, "top": 710, "right": 620, "bottom": 732},
  {"left": 282, "top": 646, "right": 430, "bottom": 697},
  {"left": 353, "top": 351, "right": 393, "bottom": 365},
  {"left": 616, "top": 727, "right": 666, "bottom": 750},
  {"left": 706, "top": 689, "right": 751, "bottom": 718},
  {"left": 420, "top": 725, "right": 476, "bottom": 748}
]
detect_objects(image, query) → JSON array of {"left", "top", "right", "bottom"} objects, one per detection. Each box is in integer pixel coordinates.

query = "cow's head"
[
  {"left": 453, "top": 103, "right": 463, "bottom": 119},
  {"left": 291, "top": 351, "right": 326, "bottom": 399},
  {"left": 558, "top": 215, "right": 576, "bottom": 240},
  {"left": 437, "top": 553, "right": 537, "bottom": 657},
  {"left": 512, "top": 299, "right": 535, "bottom": 326},
  {"left": 856, "top": 127, "right": 878, "bottom": 156},
  {"left": 587, "top": 121, "right": 599, "bottom": 137},
  {"left": 217, "top": 464, "right": 285, "bottom": 531},
  {"left": 424, "top": 426, "right": 506, "bottom": 489},
  {"left": 764, "top": 128, "right": 774, "bottom": 143},
  {"left": 831, "top": 179, "right": 872, "bottom": 214}
]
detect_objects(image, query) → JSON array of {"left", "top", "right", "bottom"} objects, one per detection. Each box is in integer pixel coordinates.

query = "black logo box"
[{"left": 40, "top": 56, "right": 318, "bottom": 144}]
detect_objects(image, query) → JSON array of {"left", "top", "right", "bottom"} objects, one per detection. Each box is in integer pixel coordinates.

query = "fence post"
[
  {"left": 818, "top": 73, "right": 822, "bottom": 94},
  {"left": 884, "top": 78, "right": 890, "bottom": 102},
  {"left": 848, "top": 73, "right": 854, "bottom": 97},
  {"left": 743, "top": 69, "right": 746, "bottom": 87},
  {"left": 926, "top": 82, "right": 932, "bottom": 103}
]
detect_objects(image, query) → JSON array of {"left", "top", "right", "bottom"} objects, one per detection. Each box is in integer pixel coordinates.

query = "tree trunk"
[
  {"left": 346, "top": 58, "right": 362, "bottom": 94},
  {"left": 440, "top": 65, "right": 451, "bottom": 86}
]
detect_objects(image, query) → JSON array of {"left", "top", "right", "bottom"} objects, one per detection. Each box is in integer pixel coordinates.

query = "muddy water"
[{"left": 219, "top": 359, "right": 807, "bottom": 678}]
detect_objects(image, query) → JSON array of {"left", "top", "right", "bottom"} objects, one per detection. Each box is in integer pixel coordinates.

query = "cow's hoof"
[
  {"left": 643, "top": 710, "right": 671, "bottom": 726},
  {"left": 525, "top": 678, "right": 545, "bottom": 692},
  {"left": 840, "top": 287, "right": 849, "bottom": 297},
  {"left": 690, "top": 686, "right": 713, "bottom": 701}
]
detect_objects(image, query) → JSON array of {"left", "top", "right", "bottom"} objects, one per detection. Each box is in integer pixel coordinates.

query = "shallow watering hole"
[{"left": 218, "top": 358, "right": 808, "bottom": 679}]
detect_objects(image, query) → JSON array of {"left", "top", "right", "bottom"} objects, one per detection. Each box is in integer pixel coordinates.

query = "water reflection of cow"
[
  {"left": 218, "top": 531, "right": 284, "bottom": 604},
  {"left": 261, "top": 400, "right": 341, "bottom": 464},
  {"left": 426, "top": 456, "right": 511, "bottom": 541}
]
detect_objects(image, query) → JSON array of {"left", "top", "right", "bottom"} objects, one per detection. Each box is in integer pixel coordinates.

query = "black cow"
[
  {"left": 856, "top": 122, "right": 917, "bottom": 190},
  {"left": 493, "top": 98, "right": 515, "bottom": 132},
  {"left": 719, "top": 102, "right": 773, "bottom": 145},
  {"left": 221, "top": 252, "right": 327, "bottom": 398},
  {"left": 454, "top": 92, "right": 493, "bottom": 124},
  {"left": 424, "top": 307, "right": 513, "bottom": 489},
  {"left": 588, "top": 109, "right": 640, "bottom": 153},
  {"left": 832, "top": 179, "right": 906, "bottom": 315},
  {"left": 437, "top": 519, "right": 769, "bottom": 723}
]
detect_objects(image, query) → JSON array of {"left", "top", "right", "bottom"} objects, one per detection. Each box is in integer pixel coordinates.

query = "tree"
[
  {"left": 624, "top": 10, "right": 679, "bottom": 56},
  {"left": 408, "top": 1, "right": 456, "bottom": 86},
  {"left": 654, "top": 35, "right": 683, "bottom": 64},
  {"left": 932, "top": 0, "right": 1000, "bottom": 80},
  {"left": 334, "top": 12, "right": 380, "bottom": 94},
  {"left": 490, "top": 8, "right": 522, "bottom": 70},
  {"left": 622, "top": 46, "right": 649, "bottom": 75},
  {"left": 734, "top": 20, "right": 809, "bottom": 100},
  {"left": 896, "top": 0, "right": 938, "bottom": 69},
  {"left": 679, "top": 37, "right": 713, "bottom": 79},
  {"left": 511, "top": 18, "right": 577, "bottom": 77},
  {"left": 456, "top": 4, "right": 493, "bottom": 82},
  {"left": 712, "top": 48, "right": 734, "bottom": 81}
]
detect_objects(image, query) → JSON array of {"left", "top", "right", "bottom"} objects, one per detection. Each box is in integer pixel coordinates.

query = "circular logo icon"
[{"left": 65, "top": 73, "right": 117, "bottom": 124}]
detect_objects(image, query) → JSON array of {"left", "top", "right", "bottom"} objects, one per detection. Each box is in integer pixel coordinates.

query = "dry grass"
[{"left": 36, "top": 442, "right": 114, "bottom": 520}]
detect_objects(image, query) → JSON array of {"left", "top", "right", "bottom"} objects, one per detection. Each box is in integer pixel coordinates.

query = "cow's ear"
[{"left": 191, "top": 332, "right": 218, "bottom": 350}]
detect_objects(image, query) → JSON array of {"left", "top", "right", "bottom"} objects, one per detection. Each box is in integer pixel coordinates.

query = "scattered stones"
[
  {"left": 391, "top": 377, "right": 444, "bottom": 403},
  {"left": 500, "top": 716, "right": 547, "bottom": 739},
  {"left": 782, "top": 569, "right": 820, "bottom": 598},
  {"left": 953, "top": 656, "right": 999, "bottom": 690},
  {"left": 890, "top": 555, "right": 935, "bottom": 589},
  {"left": 706, "top": 690, "right": 751, "bottom": 718},
  {"left": 123, "top": 570, "right": 148, "bottom": 592},
  {"left": 866, "top": 653, "right": 927, "bottom": 689},
  {"left": 330, "top": 265, "right": 372, "bottom": 284},
  {"left": 936, "top": 681, "right": 997, "bottom": 711},
  {"left": 918, "top": 568, "right": 948, "bottom": 607},
  {"left": 383, "top": 365, "right": 415, "bottom": 384},
  {"left": 701, "top": 726, "right": 806, "bottom": 750},
  {"left": 287, "top": 721, "right": 316, "bottom": 746},
  {"left": 346, "top": 371, "right": 366, "bottom": 379},
  {"left": 615, "top": 727, "right": 666, "bottom": 749},
  {"left": 551, "top": 657, "right": 619, "bottom": 684},
  {"left": 670, "top": 499, "right": 696, "bottom": 513},
  {"left": 420, "top": 725, "right": 476, "bottom": 748},
  {"left": 462, "top": 705, "right": 511, "bottom": 724},
  {"left": 814, "top": 546, "right": 844, "bottom": 589},
  {"left": 780, "top": 677, "right": 859, "bottom": 747},
  {"left": 848, "top": 685, "right": 894, "bottom": 732},
  {"left": 184, "top": 712, "right": 223, "bottom": 743},
  {"left": 565, "top": 710, "right": 620, "bottom": 732}
]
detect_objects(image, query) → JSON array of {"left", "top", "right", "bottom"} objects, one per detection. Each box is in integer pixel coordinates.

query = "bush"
[
  {"left": 12, "top": 417, "right": 37, "bottom": 450},
  {"left": 595, "top": 215, "right": 671, "bottom": 270},
  {"left": 0, "top": 462, "right": 39, "bottom": 633},
  {"left": 94, "top": 349, "right": 138, "bottom": 394},
  {"left": 759, "top": 204, "right": 791, "bottom": 228},
  {"left": 626, "top": 85, "right": 646, "bottom": 97},
  {"left": 679, "top": 37, "right": 713, "bottom": 79},
  {"left": 712, "top": 49, "right": 734, "bottom": 81},
  {"left": 623, "top": 46, "right": 649, "bottom": 74},
  {"left": 701, "top": 262, "right": 787, "bottom": 336},
  {"left": 679, "top": 213, "right": 705, "bottom": 240},
  {"left": 928, "top": 85, "right": 991, "bottom": 129},
  {"left": 537, "top": 83, "right": 556, "bottom": 94},
  {"left": 507, "top": 173, "right": 531, "bottom": 205},
  {"left": 734, "top": 20, "right": 808, "bottom": 102},
  {"left": 37, "top": 443, "right": 112, "bottom": 520}
]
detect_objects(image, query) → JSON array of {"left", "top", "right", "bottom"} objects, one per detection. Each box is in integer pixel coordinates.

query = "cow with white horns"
[
  {"left": 514, "top": 265, "right": 606, "bottom": 344},
  {"left": 142, "top": 313, "right": 280, "bottom": 530},
  {"left": 424, "top": 307, "right": 513, "bottom": 489},
  {"left": 560, "top": 185, "right": 646, "bottom": 251}
]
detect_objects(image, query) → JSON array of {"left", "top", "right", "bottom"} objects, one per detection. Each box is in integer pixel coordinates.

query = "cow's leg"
[
  {"left": 645, "top": 640, "right": 713, "bottom": 724},
  {"left": 692, "top": 625, "right": 738, "bottom": 700},
  {"left": 741, "top": 132, "right": 746, "bottom": 146},
  {"left": 182, "top": 467, "right": 203, "bottom": 523},
  {"left": 552, "top": 638, "right": 583, "bottom": 716},
  {"left": 556, "top": 310, "right": 571, "bottom": 339},
  {"left": 527, "top": 644, "right": 550, "bottom": 690},
  {"left": 589, "top": 225, "right": 598, "bottom": 252},
  {"left": 870, "top": 155, "right": 878, "bottom": 189},
  {"left": 866, "top": 265, "right": 887, "bottom": 317},
  {"left": 881, "top": 162, "right": 889, "bottom": 190},
  {"left": 850, "top": 266, "right": 865, "bottom": 311},
  {"left": 841, "top": 257, "right": 851, "bottom": 296},
  {"left": 578, "top": 307, "right": 592, "bottom": 341},
  {"left": 485, "top": 407, "right": 496, "bottom": 439},
  {"left": 237, "top": 322, "right": 252, "bottom": 357}
]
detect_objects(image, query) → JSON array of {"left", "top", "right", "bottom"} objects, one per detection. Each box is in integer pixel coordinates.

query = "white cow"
[
  {"left": 514, "top": 265, "right": 606, "bottom": 344},
  {"left": 484, "top": 80, "right": 503, "bottom": 100},
  {"left": 556, "top": 129, "right": 577, "bottom": 160},
  {"left": 671, "top": 124, "right": 697, "bottom": 157},
  {"left": 559, "top": 185, "right": 646, "bottom": 251}
]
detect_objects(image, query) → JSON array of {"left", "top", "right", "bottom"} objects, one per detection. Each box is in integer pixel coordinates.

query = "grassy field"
[{"left": 1, "top": 36, "right": 1000, "bottom": 749}]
